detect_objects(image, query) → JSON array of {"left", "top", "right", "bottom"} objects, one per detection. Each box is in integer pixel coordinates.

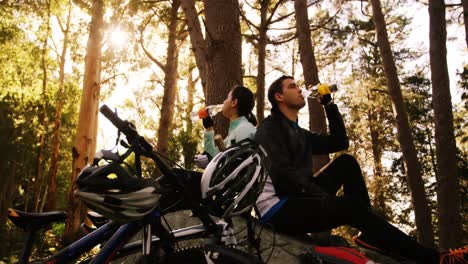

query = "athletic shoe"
[
  {"left": 352, "top": 233, "right": 383, "bottom": 254},
  {"left": 439, "top": 246, "right": 468, "bottom": 264}
]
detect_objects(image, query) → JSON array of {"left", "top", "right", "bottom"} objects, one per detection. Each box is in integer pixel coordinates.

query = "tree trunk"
[
  {"left": 291, "top": 42, "right": 297, "bottom": 77},
  {"left": 255, "top": 1, "right": 268, "bottom": 123},
  {"left": 183, "top": 68, "right": 197, "bottom": 169},
  {"left": 428, "top": 0, "right": 462, "bottom": 250},
  {"left": 181, "top": 0, "right": 207, "bottom": 95},
  {"left": 64, "top": 0, "right": 103, "bottom": 244},
  {"left": 368, "top": 106, "right": 388, "bottom": 219},
  {"left": 204, "top": 0, "right": 243, "bottom": 136},
  {"left": 463, "top": 0, "right": 468, "bottom": 48},
  {"left": 156, "top": 0, "right": 180, "bottom": 156},
  {"left": 0, "top": 160, "right": 18, "bottom": 230},
  {"left": 294, "top": 0, "right": 329, "bottom": 172},
  {"left": 45, "top": 0, "right": 72, "bottom": 212},
  {"left": 369, "top": 0, "right": 434, "bottom": 247},
  {"left": 256, "top": 32, "right": 266, "bottom": 123},
  {"left": 187, "top": 68, "right": 196, "bottom": 134}
]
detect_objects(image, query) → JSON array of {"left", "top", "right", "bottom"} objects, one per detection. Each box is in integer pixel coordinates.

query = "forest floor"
[{"left": 1, "top": 210, "right": 417, "bottom": 264}]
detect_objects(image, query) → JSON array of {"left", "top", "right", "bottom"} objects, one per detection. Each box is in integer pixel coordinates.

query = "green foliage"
[
  {"left": 310, "top": 7, "right": 351, "bottom": 69},
  {"left": 339, "top": 0, "right": 429, "bottom": 233},
  {"left": 51, "top": 222, "right": 65, "bottom": 238},
  {"left": 0, "top": 1, "right": 81, "bottom": 257},
  {"left": 455, "top": 65, "right": 468, "bottom": 244},
  {"left": 170, "top": 126, "right": 202, "bottom": 170},
  {"left": 402, "top": 73, "right": 435, "bottom": 177},
  {"left": 401, "top": 73, "right": 439, "bottom": 232},
  {"left": 0, "top": 94, "right": 46, "bottom": 257},
  {"left": 167, "top": 98, "right": 203, "bottom": 170},
  {"left": 457, "top": 65, "right": 468, "bottom": 110},
  {"left": 2, "top": 0, "right": 464, "bottom": 258}
]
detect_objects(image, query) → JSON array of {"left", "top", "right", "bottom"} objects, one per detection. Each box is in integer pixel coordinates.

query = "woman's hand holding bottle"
[{"left": 190, "top": 104, "right": 224, "bottom": 122}]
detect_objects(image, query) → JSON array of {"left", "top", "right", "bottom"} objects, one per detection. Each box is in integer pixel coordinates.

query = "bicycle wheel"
[{"left": 161, "top": 245, "right": 260, "bottom": 264}]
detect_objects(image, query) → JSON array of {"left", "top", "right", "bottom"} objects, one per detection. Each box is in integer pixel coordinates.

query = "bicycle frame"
[
  {"left": 38, "top": 214, "right": 234, "bottom": 263},
  {"left": 39, "top": 221, "right": 122, "bottom": 263},
  {"left": 10, "top": 207, "right": 237, "bottom": 264},
  {"left": 113, "top": 218, "right": 237, "bottom": 261},
  {"left": 11, "top": 105, "right": 249, "bottom": 263}
]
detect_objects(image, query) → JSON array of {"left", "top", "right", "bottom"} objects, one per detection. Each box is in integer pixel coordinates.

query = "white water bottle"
[{"left": 190, "top": 104, "right": 224, "bottom": 122}]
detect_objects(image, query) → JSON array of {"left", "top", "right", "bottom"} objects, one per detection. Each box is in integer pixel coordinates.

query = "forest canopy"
[{"left": 0, "top": 0, "right": 466, "bottom": 262}]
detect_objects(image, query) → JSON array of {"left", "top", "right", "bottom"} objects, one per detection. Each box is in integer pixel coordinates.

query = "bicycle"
[{"left": 8, "top": 104, "right": 266, "bottom": 264}]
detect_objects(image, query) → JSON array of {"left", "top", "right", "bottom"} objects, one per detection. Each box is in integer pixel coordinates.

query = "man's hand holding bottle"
[{"left": 301, "top": 83, "right": 337, "bottom": 106}]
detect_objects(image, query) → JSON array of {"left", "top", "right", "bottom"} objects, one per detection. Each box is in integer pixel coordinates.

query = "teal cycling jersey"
[{"left": 203, "top": 116, "right": 256, "bottom": 158}]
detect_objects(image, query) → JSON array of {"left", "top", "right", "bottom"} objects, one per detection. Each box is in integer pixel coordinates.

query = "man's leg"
[
  {"left": 269, "top": 193, "right": 439, "bottom": 264},
  {"left": 313, "top": 154, "right": 371, "bottom": 208}
]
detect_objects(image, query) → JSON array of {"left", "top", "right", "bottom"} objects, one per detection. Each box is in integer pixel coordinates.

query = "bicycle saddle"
[{"left": 8, "top": 208, "right": 67, "bottom": 230}]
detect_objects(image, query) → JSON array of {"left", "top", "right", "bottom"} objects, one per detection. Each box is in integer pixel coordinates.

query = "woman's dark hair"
[
  {"left": 231, "top": 85, "right": 257, "bottom": 126},
  {"left": 267, "top": 75, "right": 293, "bottom": 113}
]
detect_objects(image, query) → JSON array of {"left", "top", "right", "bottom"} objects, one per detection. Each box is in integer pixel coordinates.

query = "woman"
[
  {"left": 195, "top": 85, "right": 257, "bottom": 168},
  {"left": 160, "top": 85, "right": 257, "bottom": 213}
]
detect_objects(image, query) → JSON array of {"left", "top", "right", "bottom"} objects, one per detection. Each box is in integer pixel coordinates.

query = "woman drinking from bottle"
[
  {"left": 194, "top": 85, "right": 257, "bottom": 168},
  {"left": 159, "top": 85, "right": 257, "bottom": 213}
]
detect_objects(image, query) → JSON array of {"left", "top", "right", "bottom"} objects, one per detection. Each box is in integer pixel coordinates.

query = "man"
[{"left": 254, "top": 75, "right": 465, "bottom": 264}]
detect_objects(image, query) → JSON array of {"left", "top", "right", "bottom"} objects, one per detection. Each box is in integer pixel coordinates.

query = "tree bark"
[
  {"left": 182, "top": 68, "right": 197, "bottom": 169},
  {"left": 368, "top": 104, "right": 389, "bottom": 219},
  {"left": 156, "top": 0, "right": 181, "bottom": 156},
  {"left": 181, "top": 0, "right": 207, "bottom": 95},
  {"left": 255, "top": 0, "right": 269, "bottom": 123},
  {"left": 428, "top": 0, "right": 462, "bottom": 250},
  {"left": 257, "top": 31, "right": 266, "bottom": 122},
  {"left": 0, "top": 160, "right": 18, "bottom": 231},
  {"left": 369, "top": 0, "right": 434, "bottom": 247},
  {"left": 294, "top": 0, "right": 329, "bottom": 172},
  {"left": 64, "top": 0, "right": 103, "bottom": 244},
  {"left": 463, "top": 0, "right": 468, "bottom": 48},
  {"left": 187, "top": 68, "right": 196, "bottom": 135},
  {"left": 45, "top": 0, "right": 72, "bottom": 212},
  {"left": 204, "top": 0, "right": 243, "bottom": 136}
]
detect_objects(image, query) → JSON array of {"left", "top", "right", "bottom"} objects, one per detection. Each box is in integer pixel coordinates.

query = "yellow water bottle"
[{"left": 302, "top": 83, "right": 338, "bottom": 98}]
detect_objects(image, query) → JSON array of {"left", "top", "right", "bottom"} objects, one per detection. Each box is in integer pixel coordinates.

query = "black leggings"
[{"left": 269, "top": 154, "right": 439, "bottom": 264}]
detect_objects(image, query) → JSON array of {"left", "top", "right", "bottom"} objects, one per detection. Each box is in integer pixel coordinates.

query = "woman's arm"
[{"left": 203, "top": 130, "right": 219, "bottom": 158}]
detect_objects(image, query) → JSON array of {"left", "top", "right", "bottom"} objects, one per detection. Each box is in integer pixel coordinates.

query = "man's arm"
[{"left": 309, "top": 103, "right": 349, "bottom": 154}]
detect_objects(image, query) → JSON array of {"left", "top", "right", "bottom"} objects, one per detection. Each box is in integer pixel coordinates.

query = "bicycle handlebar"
[
  {"left": 100, "top": 104, "right": 153, "bottom": 155},
  {"left": 99, "top": 104, "right": 217, "bottom": 228},
  {"left": 100, "top": 105, "right": 138, "bottom": 142}
]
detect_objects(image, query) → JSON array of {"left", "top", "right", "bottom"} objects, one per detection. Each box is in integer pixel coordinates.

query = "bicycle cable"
[{"left": 253, "top": 222, "right": 276, "bottom": 263}]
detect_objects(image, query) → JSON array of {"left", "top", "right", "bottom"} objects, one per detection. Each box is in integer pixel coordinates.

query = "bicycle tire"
[
  {"left": 101, "top": 244, "right": 257, "bottom": 264},
  {"left": 161, "top": 245, "right": 260, "bottom": 264}
]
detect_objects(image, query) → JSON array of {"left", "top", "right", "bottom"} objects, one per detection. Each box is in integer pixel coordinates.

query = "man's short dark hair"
[{"left": 268, "top": 75, "right": 294, "bottom": 112}]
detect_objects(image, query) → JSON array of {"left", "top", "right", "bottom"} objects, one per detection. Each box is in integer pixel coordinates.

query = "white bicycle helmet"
[
  {"left": 75, "top": 162, "right": 161, "bottom": 221},
  {"left": 200, "top": 139, "right": 269, "bottom": 218}
]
